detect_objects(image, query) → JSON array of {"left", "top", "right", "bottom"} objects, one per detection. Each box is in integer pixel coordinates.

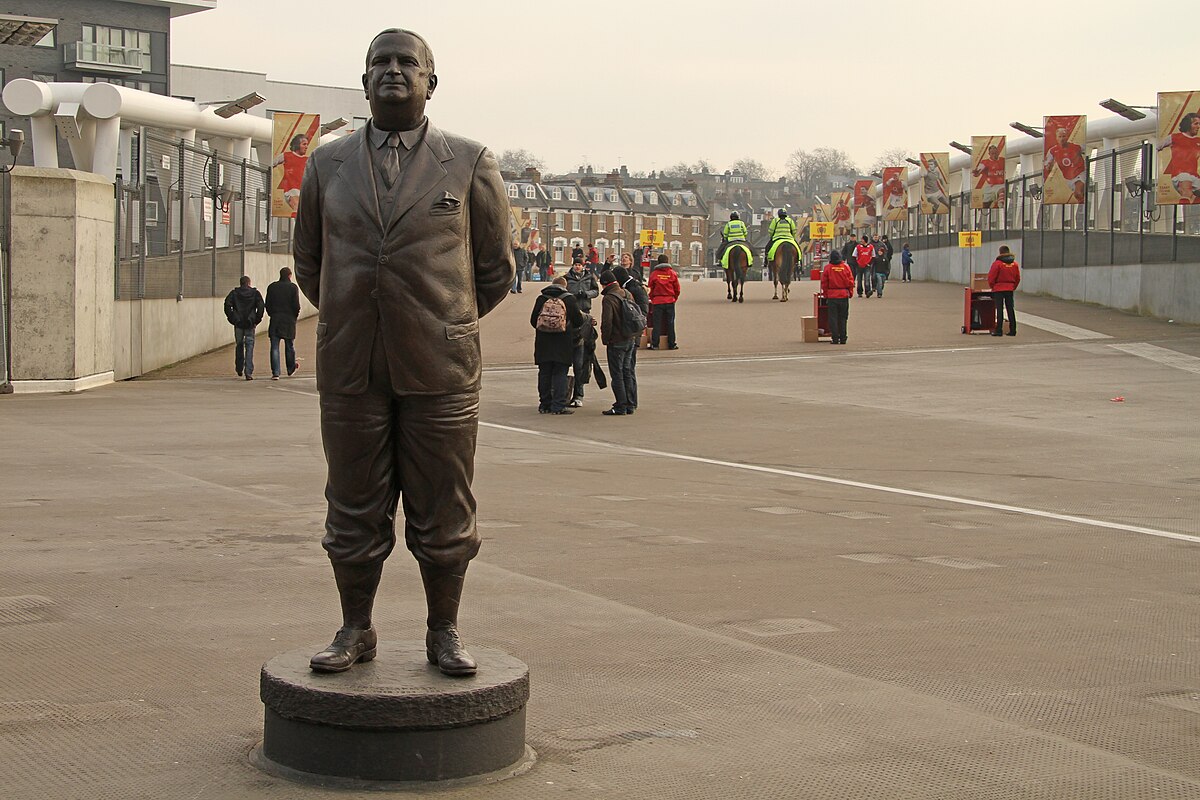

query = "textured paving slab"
[{"left": 2, "top": 281, "right": 1200, "bottom": 798}]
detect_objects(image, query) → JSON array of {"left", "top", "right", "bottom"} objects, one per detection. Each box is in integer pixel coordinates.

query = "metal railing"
[
  {"left": 839, "top": 143, "right": 1200, "bottom": 268},
  {"left": 1, "top": 170, "right": 11, "bottom": 391},
  {"left": 115, "top": 129, "right": 294, "bottom": 300}
]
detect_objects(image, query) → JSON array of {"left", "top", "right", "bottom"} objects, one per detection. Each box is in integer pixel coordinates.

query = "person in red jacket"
[
  {"left": 853, "top": 235, "right": 875, "bottom": 297},
  {"left": 647, "top": 254, "right": 681, "bottom": 350},
  {"left": 820, "top": 250, "right": 855, "bottom": 345},
  {"left": 987, "top": 245, "right": 1021, "bottom": 336}
]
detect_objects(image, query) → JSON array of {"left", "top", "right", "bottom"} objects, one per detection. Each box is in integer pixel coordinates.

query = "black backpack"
[{"left": 617, "top": 290, "right": 647, "bottom": 337}]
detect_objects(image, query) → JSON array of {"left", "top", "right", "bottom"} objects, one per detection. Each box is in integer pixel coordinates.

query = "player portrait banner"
[
  {"left": 1155, "top": 91, "right": 1200, "bottom": 206},
  {"left": 271, "top": 112, "right": 320, "bottom": 218},
  {"left": 880, "top": 166, "right": 907, "bottom": 221},
  {"left": 1041, "top": 115, "right": 1087, "bottom": 205},
  {"left": 970, "top": 136, "right": 1006, "bottom": 210},
  {"left": 852, "top": 179, "right": 877, "bottom": 227},
  {"left": 919, "top": 152, "right": 950, "bottom": 215},
  {"left": 830, "top": 190, "right": 852, "bottom": 234}
]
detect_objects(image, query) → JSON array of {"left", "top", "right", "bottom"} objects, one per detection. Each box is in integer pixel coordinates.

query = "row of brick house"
[{"left": 502, "top": 167, "right": 710, "bottom": 270}]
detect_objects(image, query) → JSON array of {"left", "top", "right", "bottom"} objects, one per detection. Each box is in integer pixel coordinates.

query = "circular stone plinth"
[{"left": 256, "top": 642, "right": 530, "bottom": 785}]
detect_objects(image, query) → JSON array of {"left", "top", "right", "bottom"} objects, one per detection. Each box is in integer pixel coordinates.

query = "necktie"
[{"left": 381, "top": 131, "right": 401, "bottom": 189}]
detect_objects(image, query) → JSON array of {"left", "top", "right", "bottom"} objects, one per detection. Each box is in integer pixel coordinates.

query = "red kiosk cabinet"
[
  {"left": 814, "top": 292, "right": 831, "bottom": 339},
  {"left": 962, "top": 287, "right": 996, "bottom": 334}
]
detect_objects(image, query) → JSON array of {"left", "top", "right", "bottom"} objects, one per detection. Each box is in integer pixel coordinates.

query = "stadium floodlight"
[
  {"left": 0, "top": 129, "right": 24, "bottom": 172},
  {"left": 904, "top": 158, "right": 922, "bottom": 166},
  {"left": 1010, "top": 121, "right": 1044, "bottom": 138},
  {"left": 319, "top": 117, "right": 349, "bottom": 135},
  {"left": 213, "top": 92, "right": 265, "bottom": 118},
  {"left": 1098, "top": 98, "right": 1152, "bottom": 121},
  {"left": 949, "top": 141, "right": 973, "bottom": 155},
  {"left": 1124, "top": 175, "right": 1151, "bottom": 197}
]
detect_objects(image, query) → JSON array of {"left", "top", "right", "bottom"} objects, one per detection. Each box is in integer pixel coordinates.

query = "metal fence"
[
  {"left": 856, "top": 143, "right": 1200, "bottom": 267},
  {"left": 1, "top": 170, "right": 11, "bottom": 391},
  {"left": 114, "top": 129, "right": 294, "bottom": 300}
]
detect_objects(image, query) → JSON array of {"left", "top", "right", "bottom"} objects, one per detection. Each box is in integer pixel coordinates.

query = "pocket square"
[{"left": 431, "top": 192, "right": 462, "bottom": 213}]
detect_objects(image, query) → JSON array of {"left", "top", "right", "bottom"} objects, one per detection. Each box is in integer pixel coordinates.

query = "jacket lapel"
[
  {"left": 385, "top": 123, "right": 452, "bottom": 234},
  {"left": 331, "top": 131, "right": 383, "bottom": 232}
]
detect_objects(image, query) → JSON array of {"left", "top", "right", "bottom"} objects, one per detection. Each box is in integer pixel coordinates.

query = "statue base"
[{"left": 253, "top": 642, "right": 532, "bottom": 786}]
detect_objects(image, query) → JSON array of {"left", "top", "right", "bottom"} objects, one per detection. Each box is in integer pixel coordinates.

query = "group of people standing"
[
  {"left": 530, "top": 252, "right": 680, "bottom": 415},
  {"left": 842, "top": 233, "right": 900, "bottom": 299}
]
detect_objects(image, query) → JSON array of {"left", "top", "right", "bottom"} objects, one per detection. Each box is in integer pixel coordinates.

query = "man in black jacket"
[
  {"left": 265, "top": 267, "right": 302, "bottom": 380},
  {"left": 565, "top": 257, "right": 599, "bottom": 407},
  {"left": 612, "top": 264, "right": 647, "bottom": 411},
  {"left": 531, "top": 276, "right": 584, "bottom": 413},
  {"left": 223, "top": 275, "right": 265, "bottom": 380}
]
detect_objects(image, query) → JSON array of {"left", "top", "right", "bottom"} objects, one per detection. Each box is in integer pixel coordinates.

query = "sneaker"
[
  {"left": 246, "top": 375, "right": 254, "bottom": 381},
  {"left": 602, "top": 408, "right": 626, "bottom": 416},
  {"left": 271, "top": 375, "right": 280, "bottom": 381},
  {"left": 668, "top": 344, "right": 679, "bottom": 350},
  {"left": 647, "top": 345, "right": 657, "bottom": 350},
  {"left": 568, "top": 398, "right": 583, "bottom": 408},
  {"left": 551, "top": 408, "right": 574, "bottom": 415}
]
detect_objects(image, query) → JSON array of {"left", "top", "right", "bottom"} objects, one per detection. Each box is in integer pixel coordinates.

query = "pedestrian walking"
[
  {"left": 264, "top": 267, "right": 301, "bottom": 380},
  {"left": 901, "top": 242, "right": 914, "bottom": 282},
  {"left": 223, "top": 275, "right": 265, "bottom": 380}
]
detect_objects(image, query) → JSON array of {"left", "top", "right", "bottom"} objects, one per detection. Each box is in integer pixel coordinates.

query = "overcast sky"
[{"left": 172, "top": 0, "right": 1194, "bottom": 177}]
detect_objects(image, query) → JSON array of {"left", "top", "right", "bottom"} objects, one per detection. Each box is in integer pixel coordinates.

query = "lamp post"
[{"left": 1098, "top": 98, "right": 1154, "bottom": 122}]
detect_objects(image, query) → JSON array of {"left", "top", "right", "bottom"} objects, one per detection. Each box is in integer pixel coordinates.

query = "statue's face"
[{"left": 363, "top": 32, "right": 436, "bottom": 113}]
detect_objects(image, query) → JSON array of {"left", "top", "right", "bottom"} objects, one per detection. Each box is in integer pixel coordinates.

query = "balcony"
[{"left": 64, "top": 42, "right": 146, "bottom": 74}]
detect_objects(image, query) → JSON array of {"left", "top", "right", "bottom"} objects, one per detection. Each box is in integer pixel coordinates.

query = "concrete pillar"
[
  {"left": 91, "top": 117, "right": 121, "bottom": 181},
  {"left": 30, "top": 116, "right": 59, "bottom": 168},
  {"left": 7, "top": 167, "right": 115, "bottom": 393}
]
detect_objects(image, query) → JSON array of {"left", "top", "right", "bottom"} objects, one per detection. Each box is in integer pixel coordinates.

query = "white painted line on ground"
[
  {"left": 1108, "top": 343, "right": 1200, "bottom": 376},
  {"left": 480, "top": 422, "right": 1200, "bottom": 545},
  {"left": 1017, "top": 314, "right": 1111, "bottom": 340}
]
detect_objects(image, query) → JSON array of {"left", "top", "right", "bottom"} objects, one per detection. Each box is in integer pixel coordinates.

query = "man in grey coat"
[{"left": 294, "top": 28, "right": 515, "bottom": 676}]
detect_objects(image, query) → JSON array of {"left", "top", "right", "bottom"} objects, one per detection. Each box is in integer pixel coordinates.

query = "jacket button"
[
  {"left": 378, "top": 255, "right": 389, "bottom": 264},
  {"left": 370, "top": 289, "right": 380, "bottom": 299}
]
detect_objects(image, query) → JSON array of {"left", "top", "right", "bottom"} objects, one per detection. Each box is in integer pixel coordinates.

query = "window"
[
  {"left": 595, "top": 239, "right": 609, "bottom": 261},
  {"left": 589, "top": 188, "right": 601, "bottom": 201},
  {"left": 34, "top": 72, "right": 55, "bottom": 83},
  {"left": 671, "top": 218, "right": 680, "bottom": 235},
  {"left": 657, "top": 216, "right": 665, "bottom": 232},
  {"left": 673, "top": 194, "right": 681, "bottom": 206},
  {"left": 571, "top": 213, "right": 581, "bottom": 231},
  {"left": 687, "top": 195, "right": 697, "bottom": 207},
  {"left": 632, "top": 190, "right": 643, "bottom": 204},
  {"left": 35, "top": 29, "right": 55, "bottom": 48},
  {"left": 80, "top": 25, "right": 152, "bottom": 71},
  {"left": 553, "top": 237, "right": 567, "bottom": 264},
  {"left": 566, "top": 187, "right": 578, "bottom": 201},
  {"left": 612, "top": 214, "right": 622, "bottom": 232},
  {"left": 524, "top": 185, "right": 536, "bottom": 199},
  {"left": 551, "top": 187, "right": 562, "bottom": 200},
  {"left": 606, "top": 189, "right": 617, "bottom": 202},
  {"left": 635, "top": 215, "right": 644, "bottom": 232},
  {"left": 613, "top": 239, "right": 626, "bottom": 257},
  {"left": 690, "top": 242, "right": 703, "bottom": 266},
  {"left": 352, "top": 116, "right": 369, "bottom": 131},
  {"left": 670, "top": 242, "right": 682, "bottom": 263},
  {"left": 528, "top": 211, "right": 538, "bottom": 227},
  {"left": 692, "top": 219, "right": 701, "bottom": 235},
  {"left": 507, "top": 184, "right": 519, "bottom": 199},
  {"left": 554, "top": 212, "right": 565, "bottom": 229},
  {"left": 596, "top": 214, "right": 606, "bottom": 232},
  {"left": 647, "top": 192, "right": 658, "bottom": 205}
]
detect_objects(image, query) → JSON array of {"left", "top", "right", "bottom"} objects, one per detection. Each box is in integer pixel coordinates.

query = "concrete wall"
[
  {"left": 113, "top": 249, "right": 315, "bottom": 379},
  {"left": 8, "top": 167, "right": 115, "bottom": 392},
  {"left": 910, "top": 240, "right": 1200, "bottom": 324}
]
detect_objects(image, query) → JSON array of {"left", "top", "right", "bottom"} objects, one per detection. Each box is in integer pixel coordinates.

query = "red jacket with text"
[
  {"left": 821, "top": 261, "right": 856, "bottom": 299},
  {"left": 987, "top": 254, "right": 1021, "bottom": 292},
  {"left": 648, "top": 265, "right": 681, "bottom": 305}
]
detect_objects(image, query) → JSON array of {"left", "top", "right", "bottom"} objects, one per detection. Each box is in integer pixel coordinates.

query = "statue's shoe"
[
  {"left": 426, "top": 627, "right": 477, "bottom": 676},
  {"left": 309, "top": 626, "right": 378, "bottom": 673}
]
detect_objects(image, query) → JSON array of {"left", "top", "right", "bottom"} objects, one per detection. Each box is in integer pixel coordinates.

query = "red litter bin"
[
  {"left": 814, "top": 292, "right": 830, "bottom": 338},
  {"left": 962, "top": 287, "right": 996, "bottom": 334},
  {"left": 810, "top": 267, "right": 821, "bottom": 280}
]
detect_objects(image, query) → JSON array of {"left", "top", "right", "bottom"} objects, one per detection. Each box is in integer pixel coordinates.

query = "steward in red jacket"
[
  {"left": 821, "top": 251, "right": 854, "bottom": 345},
  {"left": 646, "top": 255, "right": 681, "bottom": 350},
  {"left": 987, "top": 245, "right": 1021, "bottom": 336}
]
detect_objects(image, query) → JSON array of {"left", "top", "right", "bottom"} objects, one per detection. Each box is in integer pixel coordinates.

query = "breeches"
[{"left": 319, "top": 337, "right": 480, "bottom": 569}]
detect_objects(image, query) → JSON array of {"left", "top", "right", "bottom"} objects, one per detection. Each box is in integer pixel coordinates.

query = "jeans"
[
  {"left": 234, "top": 327, "right": 256, "bottom": 376},
  {"left": 873, "top": 270, "right": 888, "bottom": 296},
  {"left": 270, "top": 335, "right": 296, "bottom": 378},
  {"left": 854, "top": 266, "right": 873, "bottom": 295},
  {"left": 827, "top": 297, "right": 849, "bottom": 342},
  {"left": 651, "top": 303, "right": 677, "bottom": 348},
  {"left": 538, "top": 362, "right": 570, "bottom": 411},
  {"left": 902, "top": 262, "right": 912, "bottom": 281},
  {"left": 993, "top": 290, "right": 1016, "bottom": 332},
  {"left": 512, "top": 270, "right": 522, "bottom": 293},
  {"left": 606, "top": 341, "right": 636, "bottom": 412}
]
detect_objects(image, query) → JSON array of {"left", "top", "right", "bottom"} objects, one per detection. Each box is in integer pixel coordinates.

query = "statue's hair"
[{"left": 367, "top": 29, "right": 435, "bottom": 73}]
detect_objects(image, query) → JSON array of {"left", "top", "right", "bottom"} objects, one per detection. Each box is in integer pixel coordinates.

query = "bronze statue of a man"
[{"left": 293, "top": 29, "right": 515, "bottom": 676}]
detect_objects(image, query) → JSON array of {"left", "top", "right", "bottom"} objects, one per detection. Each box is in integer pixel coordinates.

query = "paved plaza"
[{"left": 3, "top": 277, "right": 1200, "bottom": 799}]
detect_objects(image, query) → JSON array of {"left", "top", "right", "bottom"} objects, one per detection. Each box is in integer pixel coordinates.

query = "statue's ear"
[
  {"left": 362, "top": 72, "right": 369, "bottom": 100},
  {"left": 427, "top": 74, "right": 438, "bottom": 99}
]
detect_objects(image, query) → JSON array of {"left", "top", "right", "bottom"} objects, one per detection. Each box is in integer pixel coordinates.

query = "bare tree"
[
  {"left": 497, "top": 149, "right": 545, "bottom": 173},
  {"left": 868, "top": 147, "right": 914, "bottom": 175},
  {"left": 730, "top": 158, "right": 772, "bottom": 181},
  {"left": 785, "top": 147, "right": 858, "bottom": 197},
  {"left": 661, "top": 159, "right": 716, "bottom": 179}
]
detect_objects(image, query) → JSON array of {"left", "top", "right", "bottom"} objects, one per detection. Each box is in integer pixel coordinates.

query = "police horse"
[
  {"left": 722, "top": 242, "right": 753, "bottom": 303},
  {"left": 767, "top": 239, "right": 800, "bottom": 302}
]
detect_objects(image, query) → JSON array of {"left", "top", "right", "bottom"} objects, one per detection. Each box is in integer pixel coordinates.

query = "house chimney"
[
  {"left": 524, "top": 166, "right": 541, "bottom": 183},
  {"left": 604, "top": 169, "right": 624, "bottom": 188}
]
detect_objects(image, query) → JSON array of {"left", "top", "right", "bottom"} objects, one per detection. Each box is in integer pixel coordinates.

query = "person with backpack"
[
  {"left": 223, "top": 275, "right": 265, "bottom": 380},
  {"left": 613, "top": 260, "right": 648, "bottom": 411},
  {"left": 531, "top": 276, "right": 584, "bottom": 414},
  {"left": 599, "top": 269, "right": 643, "bottom": 416}
]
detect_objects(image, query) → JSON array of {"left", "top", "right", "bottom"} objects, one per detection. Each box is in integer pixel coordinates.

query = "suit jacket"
[{"left": 293, "top": 122, "right": 515, "bottom": 395}]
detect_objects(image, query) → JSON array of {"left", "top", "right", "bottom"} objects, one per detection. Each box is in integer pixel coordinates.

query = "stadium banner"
[
  {"left": 830, "top": 190, "right": 852, "bottom": 234},
  {"left": 970, "top": 136, "right": 1006, "bottom": 210},
  {"left": 852, "top": 179, "right": 877, "bottom": 227},
  {"left": 1155, "top": 91, "right": 1200, "bottom": 206},
  {"left": 271, "top": 113, "right": 320, "bottom": 218},
  {"left": 919, "top": 152, "right": 950, "bottom": 215},
  {"left": 881, "top": 167, "right": 907, "bottom": 221},
  {"left": 1042, "top": 116, "right": 1087, "bottom": 205}
]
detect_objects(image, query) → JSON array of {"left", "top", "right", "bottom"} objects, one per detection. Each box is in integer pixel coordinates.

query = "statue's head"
[{"left": 362, "top": 29, "right": 438, "bottom": 122}]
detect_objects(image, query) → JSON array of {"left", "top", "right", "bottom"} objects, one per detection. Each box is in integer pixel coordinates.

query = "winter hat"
[
  {"left": 599, "top": 269, "right": 617, "bottom": 286},
  {"left": 612, "top": 266, "right": 630, "bottom": 283}
]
